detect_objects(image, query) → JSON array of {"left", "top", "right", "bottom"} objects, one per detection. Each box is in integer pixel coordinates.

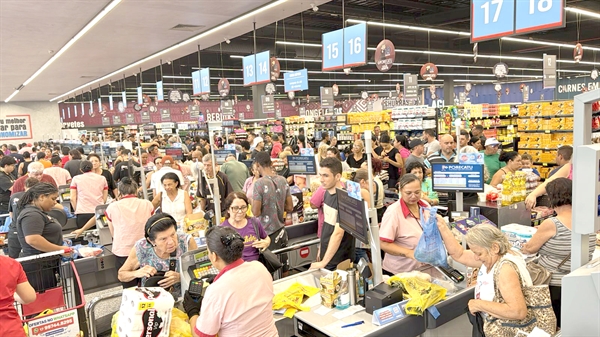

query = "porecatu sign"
[{"left": 0, "top": 115, "right": 32, "bottom": 140}]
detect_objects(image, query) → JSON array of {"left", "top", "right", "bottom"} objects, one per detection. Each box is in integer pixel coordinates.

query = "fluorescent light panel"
[
  {"left": 50, "top": 0, "right": 289, "bottom": 102},
  {"left": 4, "top": 0, "right": 122, "bottom": 102}
]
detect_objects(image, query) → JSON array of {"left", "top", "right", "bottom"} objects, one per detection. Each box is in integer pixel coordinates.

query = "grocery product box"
[{"left": 502, "top": 224, "right": 537, "bottom": 250}]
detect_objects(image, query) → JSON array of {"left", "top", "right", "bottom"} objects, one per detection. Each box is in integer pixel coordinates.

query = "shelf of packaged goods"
[
  {"left": 391, "top": 115, "right": 436, "bottom": 119},
  {"left": 593, "top": 128, "right": 600, "bottom": 133},
  {"left": 519, "top": 148, "right": 558, "bottom": 151},
  {"left": 483, "top": 125, "right": 516, "bottom": 129},
  {"left": 392, "top": 129, "right": 425, "bottom": 132},
  {"left": 533, "top": 162, "right": 558, "bottom": 167},
  {"left": 518, "top": 129, "right": 573, "bottom": 133},
  {"left": 517, "top": 114, "right": 574, "bottom": 119},
  {"left": 470, "top": 114, "right": 519, "bottom": 119},
  {"left": 347, "top": 121, "right": 392, "bottom": 125},
  {"left": 593, "top": 110, "right": 600, "bottom": 116}
]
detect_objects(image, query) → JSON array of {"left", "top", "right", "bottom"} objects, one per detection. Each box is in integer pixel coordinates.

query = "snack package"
[
  {"left": 319, "top": 272, "right": 341, "bottom": 308},
  {"left": 272, "top": 282, "right": 320, "bottom": 318}
]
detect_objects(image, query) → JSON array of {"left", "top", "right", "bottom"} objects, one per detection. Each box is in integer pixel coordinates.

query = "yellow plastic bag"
[
  {"left": 273, "top": 282, "right": 320, "bottom": 318},
  {"left": 387, "top": 276, "right": 447, "bottom": 316}
]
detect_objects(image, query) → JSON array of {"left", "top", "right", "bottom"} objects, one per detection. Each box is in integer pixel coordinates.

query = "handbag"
[
  {"left": 484, "top": 258, "right": 557, "bottom": 337},
  {"left": 526, "top": 253, "right": 571, "bottom": 286},
  {"left": 251, "top": 218, "right": 283, "bottom": 274}
]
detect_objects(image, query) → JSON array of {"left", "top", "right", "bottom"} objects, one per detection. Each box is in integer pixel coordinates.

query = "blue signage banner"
[
  {"left": 108, "top": 95, "right": 114, "bottom": 111},
  {"left": 156, "top": 81, "right": 164, "bottom": 101},
  {"left": 121, "top": 91, "right": 127, "bottom": 108},
  {"left": 284, "top": 69, "right": 309, "bottom": 93},
  {"left": 322, "top": 28, "right": 344, "bottom": 71},
  {"left": 192, "top": 70, "right": 201, "bottom": 95},
  {"left": 515, "top": 0, "right": 565, "bottom": 34},
  {"left": 255, "top": 51, "right": 270, "bottom": 85},
  {"left": 214, "top": 149, "right": 236, "bottom": 165},
  {"left": 471, "top": 0, "right": 516, "bottom": 42},
  {"left": 471, "top": 0, "right": 565, "bottom": 42},
  {"left": 431, "top": 163, "right": 484, "bottom": 192},
  {"left": 137, "top": 86, "right": 143, "bottom": 104},
  {"left": 343, "top": 23, "right": 367, "bottom": 68},
  {"left": 288, "top": 155, "right": 317, "bottom": 175},
  {"left": 321, "top": 23, "right": 367, "bottom": 71},
  {"left": 243, "top": 55, "right": 255, "bottom": 86},
  {"left": 200, "top": 68, "right": 210, "bottom": 94},
  {"left": 556, "top": 77, "right": 600, "bottom": 100}
]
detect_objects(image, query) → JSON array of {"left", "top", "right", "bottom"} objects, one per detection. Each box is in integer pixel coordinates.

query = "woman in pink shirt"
[
  {"left": 183, "top": 226, "right": 278, "bottom": 337},
  {"left": 70, "top": 160, "right": 108, "bottom": 229},
  {"left": 379, "top": 174, "right": 430, "bottom": 275}
]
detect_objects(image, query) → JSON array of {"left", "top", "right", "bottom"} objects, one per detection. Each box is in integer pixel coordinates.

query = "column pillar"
[{"left": 252, "top": 85, "right": 267, "bottom": 119}]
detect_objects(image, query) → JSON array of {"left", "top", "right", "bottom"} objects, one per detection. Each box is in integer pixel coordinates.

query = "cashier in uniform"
[
  {"left": 379, "top": 174, "right": 429, "bottom": 275},
  {"left": 183, "top": 226, "right": 278, "bottom": 337}
]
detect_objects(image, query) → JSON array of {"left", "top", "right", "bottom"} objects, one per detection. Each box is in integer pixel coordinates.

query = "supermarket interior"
[{"left": 1, "top": 0, "right": 600, "bottom": 336}]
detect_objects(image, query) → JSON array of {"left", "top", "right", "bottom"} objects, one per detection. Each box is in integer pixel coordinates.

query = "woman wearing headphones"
[
  {"left": 118, "top": 213, "right": 197, "bottom": 295},
  {"left": 183, "top": 226, "right": 278, "bottom": 337}
]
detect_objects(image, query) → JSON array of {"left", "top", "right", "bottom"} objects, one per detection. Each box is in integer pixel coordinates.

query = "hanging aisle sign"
[
  {"left": 109, "top": 95, "right": 114, "bottom": 111},
  {"left": 471, "top": 0, "right": 565, "bottom": 43},
  {"left": 543, "top": 54, "right": 557, "bottom": 89},
  {"left": 200, "top": 68, "right": 210, "bottom": 94},
  {"left": 192, "top": 70, "right": 201, "bottom": 95},
  {"left": 284, "top": 69, "right": 309, "bottom": 92},
  {"left": 121, "top": 91, "right": 127, "bottom": 108},
  {"left": 137, "top": 87, "right": 143, "bottom": 104},
  {"left": 403, "top": 74, "right": 419, "bottom": 100},
  {"left": 321, "top": 23, "right": 367, "bottom": 71},
  {"left": 243, "top": 51, "right": 270, "bottom": 86},
  {"left": 156, "top": 81, "right": 164, "bottom": 102},
  {"left": 320, "top": 87, "right": 334, "bottom": 109}
]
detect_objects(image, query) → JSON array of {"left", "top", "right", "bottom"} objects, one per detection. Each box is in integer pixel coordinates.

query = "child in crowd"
[{"left": 520, "top": 153, "right": 540, "bottom": 176}]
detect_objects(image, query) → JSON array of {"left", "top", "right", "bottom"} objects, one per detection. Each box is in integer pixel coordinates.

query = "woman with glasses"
[
  {"left": 220, "top": 191, "right": 270, "bottom": 262},
  {"left": 118, "top": 213, "right": 197, "bottom": 295},
  {"left": 379, "top": 174, "right": 431, "bottom": 275},
  {"left": 183, "top": 226, "right": 278, "bottom": 337}
]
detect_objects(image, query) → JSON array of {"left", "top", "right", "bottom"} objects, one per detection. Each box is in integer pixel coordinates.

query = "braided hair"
[{"left": 17, "top": 182, "right": 58, "bottom": 210}]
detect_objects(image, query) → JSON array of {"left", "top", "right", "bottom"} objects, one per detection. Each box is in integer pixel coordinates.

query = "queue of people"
[{"left": 0, "top": 129, "right": 593, "bottom": 337}]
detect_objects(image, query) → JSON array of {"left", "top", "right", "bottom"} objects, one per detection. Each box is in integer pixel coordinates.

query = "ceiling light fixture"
[
  {"left": 5, "top": 0, "right": 122, "bottom": 103},
  {"left": 50, "top": 0, "right": 289, "bottom": 102},
  {"left": 566, "top": 7, "right": 600, "bottom": 19}
]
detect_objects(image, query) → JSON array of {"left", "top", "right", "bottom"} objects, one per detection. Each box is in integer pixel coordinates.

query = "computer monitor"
[
  {"left": 336, "top": 188, "right": 370, "bottom": 245},
  {"left": 288, "top": 155, "right": 317, "bottom": 175},
  {"left": 431, "top": 163, "right": 484, "bottom": 193},
  {"left": 165, "top": 147, "right": 183, "bottom": 161}
]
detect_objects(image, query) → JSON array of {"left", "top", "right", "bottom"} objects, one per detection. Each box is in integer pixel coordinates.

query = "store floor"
[{"left": 84, "top": 285, "right": 123, "bottom": 336}]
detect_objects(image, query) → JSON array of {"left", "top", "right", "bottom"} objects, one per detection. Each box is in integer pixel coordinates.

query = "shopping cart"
[{"left": 15, "top": 249, "right": 87, "bottom": 337}]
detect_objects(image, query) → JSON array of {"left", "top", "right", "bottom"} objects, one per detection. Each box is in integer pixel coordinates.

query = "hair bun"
[{"left": 121, "top": 176, "right": 132, "bottom": 184}]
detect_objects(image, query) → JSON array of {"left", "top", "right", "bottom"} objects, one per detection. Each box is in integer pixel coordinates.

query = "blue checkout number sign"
[
  {"left": 321, "top": 23, "right": 367, "bottom": 71},
  {"left": 243, "top": 51, "right": 270, "bottom": 86},
  {"left": 515, "top": 0, "right": 565, "bottom": 34},
  {"left": 192, "top": 70, "right": 201, "bottom": 95},
  {"left": 200, "top": 68, "right": 210, "bottom": 94},
  {"left": 471, "top": 0, "right": 515, "bottom": 42},
  {"left": 284, "top": 69, "right": 309, "bottom": 93}
]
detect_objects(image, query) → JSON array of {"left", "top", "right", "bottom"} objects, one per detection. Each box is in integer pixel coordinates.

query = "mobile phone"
[{"left": 435, "top": 266, "right": 465, "bottom": 283}]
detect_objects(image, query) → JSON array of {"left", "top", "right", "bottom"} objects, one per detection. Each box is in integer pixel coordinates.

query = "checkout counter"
[{"left": 272, "top": 266, "right": 474, "bottom": 337}]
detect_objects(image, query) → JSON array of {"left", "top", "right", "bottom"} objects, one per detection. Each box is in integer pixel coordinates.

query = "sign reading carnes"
[
  {"left": 556, "top": 77, "right": 600, "bottom": 100},
  {"left": 557, "top": 82, "right": 600, "bottom": 94},
  {"left": 0, "top": 115, "right": 32, "bottom": 140},
  {"left": 62, "top": 121, "right": 86, "bottom": 129}
]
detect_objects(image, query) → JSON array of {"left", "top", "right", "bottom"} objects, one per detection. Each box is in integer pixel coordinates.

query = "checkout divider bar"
[{"left": 271, "top": 238, "right": 320, "bottom": 280}]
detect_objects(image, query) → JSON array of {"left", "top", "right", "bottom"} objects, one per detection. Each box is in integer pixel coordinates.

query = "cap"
[
  {"left": 409, "top": 138, "right": 424, "bottom": 149},
  {"left": 485, "top": 138, "right": 501, "bottom": 147},
  {"left": 253, "top": 137, "right": 264, "bottom": 148},
  {"left": 161, "top": 156, "right": 174, "bottom": 165}
]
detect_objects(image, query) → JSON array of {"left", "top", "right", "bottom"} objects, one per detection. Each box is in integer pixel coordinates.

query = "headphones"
[{"left": 144, "top": 214, "right": 176, "bottom": 245}]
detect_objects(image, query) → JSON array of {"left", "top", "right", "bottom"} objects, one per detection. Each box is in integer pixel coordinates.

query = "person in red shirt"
[
  {"left": 0, "top": 256, "right": 36, "bottom": 337},
  {"left": 60, "top": 146, "right": 70, "bottom": 167},
  {"left": 12, "top": 162, "right": 58, "bottom": 195},
  {"left": 270, "top": 134, "right": 283, "bottom": 159}
]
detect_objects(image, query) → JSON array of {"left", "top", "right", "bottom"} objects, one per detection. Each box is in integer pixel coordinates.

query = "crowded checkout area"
[{"left": 78, "top": 93, "right": 592, "bottom": 337}]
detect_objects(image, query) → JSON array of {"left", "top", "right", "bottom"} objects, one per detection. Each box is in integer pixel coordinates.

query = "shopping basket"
[{"left": 15, "top": 249, "right": 86, "bottom": 337}]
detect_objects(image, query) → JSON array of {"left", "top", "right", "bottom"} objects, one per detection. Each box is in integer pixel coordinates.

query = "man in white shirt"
[
  {"left": 423, "top": 129, "right": 440, "bottom": 156},
  {"left": 43, "top": 156, "right": 72, "bottom": 186},
  {"left": 150, "top": 156, "right": 184, "bottom": 195}
]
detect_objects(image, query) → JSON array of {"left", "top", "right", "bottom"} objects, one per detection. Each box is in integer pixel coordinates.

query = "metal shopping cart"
[{"left": 15, "top": 249, "right": 87, "bottom": 337}]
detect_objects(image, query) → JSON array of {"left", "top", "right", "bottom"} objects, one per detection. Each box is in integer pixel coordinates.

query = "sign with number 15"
[{"left": 322, "top": 23, "right": 367, "bottom": 71}]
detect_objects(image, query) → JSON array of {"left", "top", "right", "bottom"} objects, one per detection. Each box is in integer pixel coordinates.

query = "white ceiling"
[{"left": 0, "top": 0, "right": 331, "bottom": 102}]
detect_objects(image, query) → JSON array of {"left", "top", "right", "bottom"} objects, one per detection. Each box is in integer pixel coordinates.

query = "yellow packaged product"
[
  {"left": 386, "top": 276, "right": 447, "bottom": 316},
  {"left": 273, "top": 282, "right": 320, "bottom": 318},
  {"left": 318, "top": 272, "right": 342, "bottom": 309}
]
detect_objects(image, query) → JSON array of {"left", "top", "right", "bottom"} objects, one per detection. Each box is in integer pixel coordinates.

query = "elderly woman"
[
  {"left": 118, "top": 213, "right": 197, "bottom": 295},
  {"left": 522, "top": 178, "right": 595, "bottom": 328},
  {"left": 183, "top": 226, "right": 278, "bottom": 337},
  {"left": 379, "top": 174, "right": 431, "bottom": 275},
  {"left": 437, "top": 221, "right": 535, "bottom": 336},
  {"left": 220, "top": 191, "right": 270, "bottom": 262}
]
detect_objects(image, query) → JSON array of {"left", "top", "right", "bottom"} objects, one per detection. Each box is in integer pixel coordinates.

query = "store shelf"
[
  {"left": 470, "top": 114, "right": 519, "bottom": 119},
  {"left": 533, "top": 162, "right": 558, "bottom": 166},
  {"left": 484, "top": 125, "right": 515, "bottom": 129},
  {"left": 392, "top": 115, "right": 436, "bottom": 119},
  {"left": 518, "top": 129, "right": 573, "bottom": 133},
  {"left": 519, "top": 147, "right": 557, "bottom": 151},
  {"left": 517, "top": 115, "right": 574, "bottom": 119}
]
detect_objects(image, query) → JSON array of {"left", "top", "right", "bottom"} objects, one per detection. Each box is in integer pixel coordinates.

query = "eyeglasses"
[{"left": 230, "top": 205, "right": 248, "bottom": 213}]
